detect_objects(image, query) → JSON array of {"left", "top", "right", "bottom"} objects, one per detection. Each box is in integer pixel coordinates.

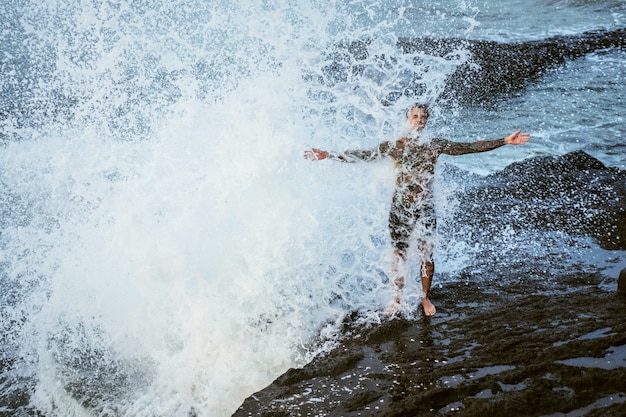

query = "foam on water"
[{"left": 0, "top": 1, "right": 469, "bottom": 415}]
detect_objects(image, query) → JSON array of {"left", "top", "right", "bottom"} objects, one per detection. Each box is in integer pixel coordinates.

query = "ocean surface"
[{"left": 1, "top": 0, "right": 624, "bottom": 416}]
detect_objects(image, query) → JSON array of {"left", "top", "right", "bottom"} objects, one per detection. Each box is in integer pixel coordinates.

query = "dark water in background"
[{"left": 0, "top": 1, "right": 624, "bottom": 416}]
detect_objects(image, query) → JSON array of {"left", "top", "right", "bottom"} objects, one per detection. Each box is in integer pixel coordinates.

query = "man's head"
[{"left": 406, "top": 104, "right": 429, "bottom": 131}]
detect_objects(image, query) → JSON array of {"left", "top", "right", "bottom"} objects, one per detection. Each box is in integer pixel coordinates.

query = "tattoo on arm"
[
  {"left": 330, "top": 141, "right": 391, "bottom": 162},
  {"left": 439, "top": 138, "right": 506, "bottom": 156}
]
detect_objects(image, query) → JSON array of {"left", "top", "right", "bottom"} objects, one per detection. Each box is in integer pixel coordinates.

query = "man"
[{"left": 304, "top": 104, "right": 530, "bottom": 316}]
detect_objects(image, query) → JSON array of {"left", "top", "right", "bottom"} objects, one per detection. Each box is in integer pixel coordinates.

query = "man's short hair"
[{"left": 406, "top": 103, "right": 430, "bottom": 118}]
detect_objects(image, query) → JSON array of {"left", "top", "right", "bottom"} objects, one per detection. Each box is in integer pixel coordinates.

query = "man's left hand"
[{"left": 505, "top": 130, "right": 531, "bottom": 145}]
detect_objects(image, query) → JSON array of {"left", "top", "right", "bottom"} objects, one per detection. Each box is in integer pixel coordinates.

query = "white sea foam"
[{"left": 0, "top": 1, "right": 463, "bottom": 415}]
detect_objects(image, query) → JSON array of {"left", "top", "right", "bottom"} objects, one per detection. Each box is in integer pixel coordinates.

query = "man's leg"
[
  {"left": 392, "top": 249, "right": 407, "bottom": 301},
  {"left": 386, "top": 248, "right": 407, "bottom": 316},
  {"left": 386, "top": 203, "right": 411, "bottom": 316},
  {"left": 420, "top": 261, "right": 436, "bottom": 316},
  {"left": 419, "top": 204, "right": 437, "bottom": 316}
]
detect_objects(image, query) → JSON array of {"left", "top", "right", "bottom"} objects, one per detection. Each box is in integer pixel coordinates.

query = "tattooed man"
[{"left": 304, "top": 104, "right": 530, "bottom": 316}]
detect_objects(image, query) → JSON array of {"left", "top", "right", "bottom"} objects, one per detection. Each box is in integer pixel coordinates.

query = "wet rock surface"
[
  {"left": 619, "top": 269, "right": 626, "bottom": 296},
  {"left": 454, "top": 150, "right": 626, "bottom": 251},
  {"left": 324, "top": 28, "right": 626, "bottom": 107},
  {"left": 234, "top": 272, "right": 626, "bottom": 417},
  {"left": 234, "top": 152, "right": 626, "bottom": 416},
  {"left": 420, "top": 28, "right": 626, "bottom": 105}
]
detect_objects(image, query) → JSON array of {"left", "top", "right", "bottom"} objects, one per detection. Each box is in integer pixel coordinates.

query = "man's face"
[{"left": 407, "top": 107, "right": 429, "bottom": 131}]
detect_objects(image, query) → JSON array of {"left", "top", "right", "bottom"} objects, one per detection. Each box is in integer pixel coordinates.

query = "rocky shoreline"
[
  {"left": 234, "top": 269, "right": 626, "bottom": 416},
  {"left": 234, "top": 152, "right": 626, "bottom": 416}
]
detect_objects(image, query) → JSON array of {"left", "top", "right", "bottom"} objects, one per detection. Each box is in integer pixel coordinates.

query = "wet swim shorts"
[{"left": 388, "top": 199, "right": 436, "bottom": 253}]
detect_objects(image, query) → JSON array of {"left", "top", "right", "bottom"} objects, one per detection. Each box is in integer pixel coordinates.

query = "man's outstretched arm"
[
  {"left": 440, "top": 130, "right": 530, "bottom": 156},
  {"left": 304, "top": 142, "right": 391, "bottom": 162}
]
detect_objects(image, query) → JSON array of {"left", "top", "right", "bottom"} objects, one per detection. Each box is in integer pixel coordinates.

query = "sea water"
[{"left": 1, "top": 1, "right": 624, "bottom": 416}]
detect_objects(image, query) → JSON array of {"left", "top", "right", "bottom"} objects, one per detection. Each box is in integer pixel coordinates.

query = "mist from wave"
[{"left": 0, "top": 1, "right": 471, "bottom": 415}]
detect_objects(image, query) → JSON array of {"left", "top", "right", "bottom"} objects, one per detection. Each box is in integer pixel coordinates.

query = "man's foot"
[
  {"left": 385, "top": 302, "right": 399, "bottom": 317},
  {"left": 385, "top": 294, "right": 401, "bottom": 317},
  {"left": 422, "top": 297, "right": 436, "bottom": 316}
]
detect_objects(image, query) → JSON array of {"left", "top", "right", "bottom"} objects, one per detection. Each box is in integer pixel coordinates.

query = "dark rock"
[
  {"left": 455, "top": 150, "right": 626, "bottom": 250},
  {"left": 323, "top": 28, "right": 626, "bottom": 106},
  {"left": 234, "top": 273, "right": 626, "bottom": 417},
  {"left": 433, "top": 28, "right": 626, "bottom": 105},
  {"left": 275, "top": 348, "right": 364, "bottom": 387},
  {"left": 619, "top": 268, "right": 626, "bottom": 296}
]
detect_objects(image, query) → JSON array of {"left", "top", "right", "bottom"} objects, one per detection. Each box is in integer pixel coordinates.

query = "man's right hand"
[{"left": 304, "top": 148, "right": 330, "bottom": 160}]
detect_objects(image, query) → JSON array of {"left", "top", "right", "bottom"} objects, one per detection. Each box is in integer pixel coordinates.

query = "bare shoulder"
[{"left": 385, "top": 138, "right": 406, "bottom": 158}]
